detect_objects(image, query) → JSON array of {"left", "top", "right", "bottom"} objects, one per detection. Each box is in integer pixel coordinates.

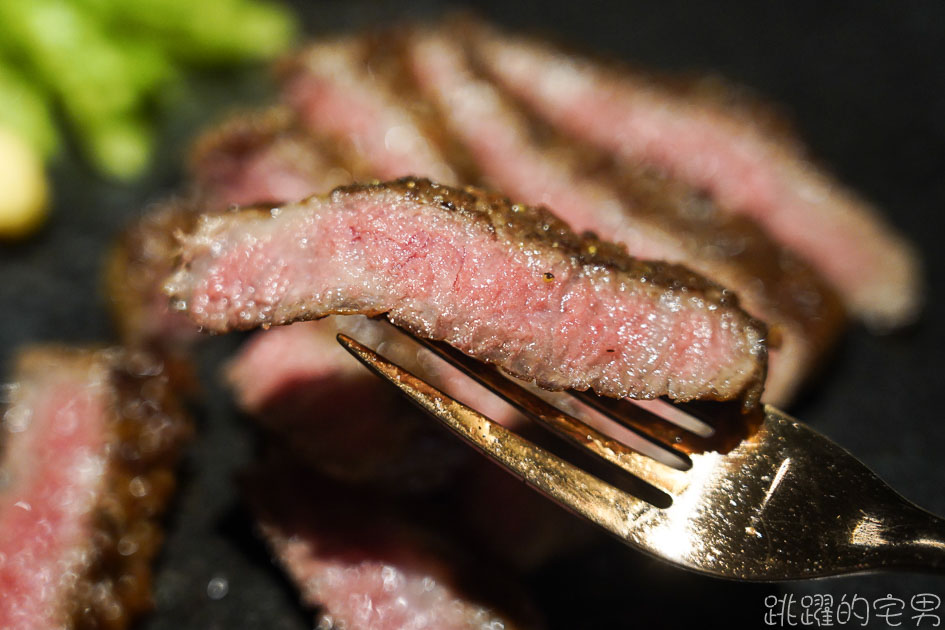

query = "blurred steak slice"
[
  {"left": 188, "top": 106, "right": 357, "bottom": 210},
  {"left": 405, "top": 29, "right": 843, "bottom": 404},
  {"left": 468, "top": 20, "right": 922, "bottom": 329},
  {"left": 106, "top": 199, "right": 201, "bottom": 357},
  {"left": 165, "top": 178, "right": 767, "bottom": 406},
  {"left": 225, "top": 318, "right": 470, "bottom": 491},
  {"left": 281, "top": 37, "right": 459, "bottom": 184},
  {"left": 227, "top": 316, "right": 521, "bottom": 431},
  {"left": 245, "top": 457, "right": 544, "bottom": 630},
  {"left": 0, "top": 347, "right": 190, "bottom": 629}
]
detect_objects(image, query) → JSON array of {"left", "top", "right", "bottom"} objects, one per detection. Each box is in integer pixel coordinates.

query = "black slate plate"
[{"left": 1, "top": 1, "right": 943, "bottom": 628}]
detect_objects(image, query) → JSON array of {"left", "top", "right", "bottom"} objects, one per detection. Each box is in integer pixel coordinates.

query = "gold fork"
[{"left": 337, "top": 330, "right": 945, "bottom": 581}]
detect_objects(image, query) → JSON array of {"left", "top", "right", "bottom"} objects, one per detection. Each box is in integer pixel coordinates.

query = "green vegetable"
[
  {"left": 0, "top": 60, "right": 58, "bottom": 157},
  {"left": 82, "top": 114, "right": 154, "bottom": 180},
  {"left": 78, "top": 0, "right": 298, "bottom": 64},
  {"left": 0, "top": 0, "right": 296, "bottom": 180}
]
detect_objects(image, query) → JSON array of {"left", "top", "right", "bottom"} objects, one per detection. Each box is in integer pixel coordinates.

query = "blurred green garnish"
[{"left": 0, "top": 0, "right": 296, "bottom": 236}]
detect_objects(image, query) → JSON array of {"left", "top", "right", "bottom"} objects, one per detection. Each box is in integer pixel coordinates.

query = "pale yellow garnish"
[{"left": 0, "top": 125, "right": 48, "bottom": 239}]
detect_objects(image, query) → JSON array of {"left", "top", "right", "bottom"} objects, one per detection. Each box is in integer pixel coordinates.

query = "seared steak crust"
[{"left": 166, "top": 177, "right": 767, "bottom": 406}]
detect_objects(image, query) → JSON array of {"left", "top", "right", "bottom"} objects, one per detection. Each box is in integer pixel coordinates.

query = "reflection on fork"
[{"left": 338, "top": 329, "right": 945, "bottom": 581}]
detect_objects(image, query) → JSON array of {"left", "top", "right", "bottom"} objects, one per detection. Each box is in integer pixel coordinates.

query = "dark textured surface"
[{"left": 1, "top": 1, "right": 943, "bottom": 628}]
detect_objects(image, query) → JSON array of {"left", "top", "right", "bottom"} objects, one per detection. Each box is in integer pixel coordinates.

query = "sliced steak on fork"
[{"left": 166, "top": 178, "right": 767, "bottom": 407}]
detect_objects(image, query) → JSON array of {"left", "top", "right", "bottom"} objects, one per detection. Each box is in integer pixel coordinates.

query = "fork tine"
[
  {"left": 569, "top": 390, "right": 698, "bottom": 455},
  {"left": 572, "top": 392, "right": 764, "bottom": 456},
  {"left": 338, "top": 333, "right": 685, "bottom": 498},
  {"left": 410, "top": 335, "right": 691, "bottom": 470},
  {"left": 337, "top": 333, "right": 668, "bottom": 531}
]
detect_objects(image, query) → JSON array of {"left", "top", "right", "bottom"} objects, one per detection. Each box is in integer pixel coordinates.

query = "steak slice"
[
  {"left": 245, "top": 456, "right": 544, "bottom": 630},
  {"left": 165, "top": 178, "right": 767, "bottom": 406},
  {"left": 0, "top": 347, "right": 190, "bottom": 629},
  {"left": 405, "top": 28, "right": 842, "bottom": 404},
  {"left": 225, "top": 318, "right": 470, "bottom": 491},
  {"left": 468, "top": 20, "right": 922, "bottom": 329},
  {"left": 280, "top": 37, "right": 459, "bottom": 184},
  {"left": 189, "top": 107, "right": 357, "bottom": 211}
]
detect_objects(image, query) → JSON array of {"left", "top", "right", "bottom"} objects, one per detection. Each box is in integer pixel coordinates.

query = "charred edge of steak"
[
  {"left": 105, "top": 199, "right": 198, "bottom": 347},
  {"left": 3, "top": 347, "right": 191, "bottom": 629},
  {"left": 72, "top": 349, "right": 191, "bottom": 629},
  {"left": 105, "top": 200, "right": 202, "bottom": 394}
]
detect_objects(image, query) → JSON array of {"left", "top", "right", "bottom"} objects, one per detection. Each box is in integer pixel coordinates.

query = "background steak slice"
[
  {"left": 245, "top": 455, "right": 544, "bottom": 630},
  {"left": 280, "top": 37, "right": 458, "bottom": 184},
  {"left": 405, "top": 28, "right": 842, "bottom": 404},
  {"left": 188, "top": 107, "right": 357, "bottom": 211},
  {"left": 225, "top": 318, "right": 471, "bottom": 492},
  {"left": 468, "top": 20, "right": 922, "bottom": 329},
  {"left": 0, "top": 347, "right": 190, "bottom": 629},
  {"left": 166, "top": 178, "right": 767, "bottom": 406}
]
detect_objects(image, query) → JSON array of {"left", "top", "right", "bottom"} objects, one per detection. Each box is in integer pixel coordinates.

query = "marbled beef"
[{"left": 165, "top": 178, "right": 767, "bottom": 406}]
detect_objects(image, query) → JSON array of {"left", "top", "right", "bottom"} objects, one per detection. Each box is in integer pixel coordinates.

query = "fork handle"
[{"left": 867, "top": 501, "right": 945, "bottom": 573}]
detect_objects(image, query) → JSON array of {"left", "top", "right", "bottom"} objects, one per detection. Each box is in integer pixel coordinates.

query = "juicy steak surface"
[
  {"left": 0, "top": 347, "right": 190, "bottom": 630},
  {"left": 167, "top": 178, "right": 767, "bottom": 406}
]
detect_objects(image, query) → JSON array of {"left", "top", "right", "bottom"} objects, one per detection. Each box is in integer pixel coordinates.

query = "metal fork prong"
[
  {"left": 337, "top": 333, "right": 668, "bottom": 526},
  {"left": 570, "top": 390, "right": 699, "bottom": 455},
  {"left": 402, "top": 335, "right": 689, "bottom": 493},
  {"left": 573, "top": 392, "right": 763, "bottom": 456}
]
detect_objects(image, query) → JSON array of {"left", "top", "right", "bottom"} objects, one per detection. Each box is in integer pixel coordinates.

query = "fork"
[{"left": 337, "top": 330, "right": 945, "bottom": 581}]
